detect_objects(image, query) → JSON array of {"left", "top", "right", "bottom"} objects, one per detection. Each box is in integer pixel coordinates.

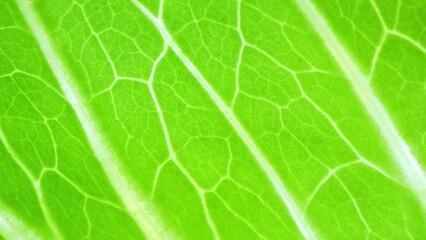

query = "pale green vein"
[
  {"left": 0, "top": 129, "right": 60, "bottom": 240},
  {"left": 214, "top": 193, "right": 266, "bottom": 239},
  {"left": 14, "top": 0, "right": 171, "bottom": 238},
  {"left": 40, "top": 168, "right": 124, "bottom": 211},
  {"left": 82, "top": 198, "right": 91, "bottom": 238},
  {"left": 130, "top": 0, "right": 317, "bottom": 239},
  {"left": 295, "top": 0, "right": 426, "bottom": 208},
  {"left": 147, "top": 44, "right": 220, "bottom": 240},
  {"left": 304, "top": 160, "right": 363, "bottom": 211},
  {"left": 10, "top": 77, "right": 59, "bottom": 169},
  {"left": 0, "top": 204, "right": 43, "bottom": 240},
  {"left": 334, "top": 176, "right": 371, "bottom": 233},
  {"left": 232, "top": 0, "right": 244, "bottom": 108},
  {"left": 387, "top": 30, "right": 426, "bottom": 54},
  {"left": 242, "top": 37, "right": 400, "bottom": 189},
  {"left": 228, "top": 178, "right": 289, "bottom": 229}
]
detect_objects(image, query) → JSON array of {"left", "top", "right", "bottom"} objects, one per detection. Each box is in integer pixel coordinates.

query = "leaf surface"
[{"left": 0, "top": 0, "right": 425, "bottom": 239}]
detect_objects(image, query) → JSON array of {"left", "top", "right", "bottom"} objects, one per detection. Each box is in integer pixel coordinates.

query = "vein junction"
[
  {"left": 14, "top": 0, "right": 170, "bottom": 239},
  {"left": 130, "top": 0, "right": 318, "bottom": 239},
  {"left": 294, "top": 0, "right": 426, "bottom": 208},
  {"left": 4, "top": 0, "right": 424, "bottom": 238}
]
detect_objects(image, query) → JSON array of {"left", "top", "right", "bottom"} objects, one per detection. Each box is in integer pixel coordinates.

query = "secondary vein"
[
  {"left": 130, "top": 0, "right": 318, "bottom": 239},
  {"left": 15, "top": 0, "right": 170, "bottom": 238},
  {"left": 0, "top": 129, "right": 59, "bottom": 240},
  {"left": 295, "top": 0, "right": 426, "bottom": 208}
]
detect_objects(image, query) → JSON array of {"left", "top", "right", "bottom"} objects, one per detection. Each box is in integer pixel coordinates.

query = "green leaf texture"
[{"left": 0, "top": 0, "right": 425, "bottom": 239}]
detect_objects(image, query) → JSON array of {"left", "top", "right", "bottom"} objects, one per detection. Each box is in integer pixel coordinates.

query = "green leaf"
[{"left": 1, "top": 0, "right": 425, "bottom": 239}]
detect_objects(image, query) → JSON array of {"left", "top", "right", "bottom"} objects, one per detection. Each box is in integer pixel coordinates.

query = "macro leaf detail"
[{"left": 0, "top": 0, "right": 425, "bottom": 239}]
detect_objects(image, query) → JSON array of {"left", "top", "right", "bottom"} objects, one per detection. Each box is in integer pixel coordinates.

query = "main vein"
[
  {"left": 130, "top": 0, "right": 317, "bottom": 239},
  {"left": 15, "top": 0, "right": 170, "bottom": 238},
  {"left": 294, "top": 0, "right": 426, "bottom": 208},
  {"left": 0, "top": 204, "right": 43, "bottom": 240}
]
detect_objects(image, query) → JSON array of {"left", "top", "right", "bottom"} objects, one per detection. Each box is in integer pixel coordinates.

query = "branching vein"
[
  {"left": 130, "top": 0, "right": 318, "bottom": 238},
  {"left": 14, "top": 0, "right": 170, "bottom": 238},
  {"left": 295, "top": 0, "right": 426, "bottom": 208}
]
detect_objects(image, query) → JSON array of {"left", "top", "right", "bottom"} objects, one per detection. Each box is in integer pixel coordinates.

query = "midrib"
[
  {"left": 294, "top": 0, "right": 426, "bottom": 207},
  {"left": 130, "top": 0, "right": 317, "bottom": 239},
  {"left": 15, "top": 0, "right": 169, "bottom": 239},
  {"left": 0, "top": 204, "right": 43, "bottom": 240}
]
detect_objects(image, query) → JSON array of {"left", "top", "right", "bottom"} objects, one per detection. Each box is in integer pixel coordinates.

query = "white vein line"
[
  {"left": 0, "top": 204, "right": 43, "bottom": 240},
  {"left": 370, "top": 0, "right": 387, "bottom": 30},
  {"left": 214, "top": 193, "right": 266, "bottom": 239},
  {"left": 15, "top": 0, "right": 171, "bottom": 239},
  {"left": 0, "top": 129, "right": 60, "bottom": 240},
  {"left": 295, "top": 0, "right": 426, "bottom": 208},
  {"left": 387, "top": 30, "right": 426, "bottom": 54},
  {"left": 147, "top": 45, "right": 221, "bottom": 240},
  {"left": 231, "top": 0, "right": 245, "bottom": 108},
  {"left": 368, "top": 33, "right": 387, "bottom": 79},
  {"left": 130, "top": 0, "right": 317, "bottom": 239},
  {"left": 334, "top": 176, "right": 371, "bottom": 232},
  {"left": 304, "top": 160, "right": 362, "bottom": 211}
]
